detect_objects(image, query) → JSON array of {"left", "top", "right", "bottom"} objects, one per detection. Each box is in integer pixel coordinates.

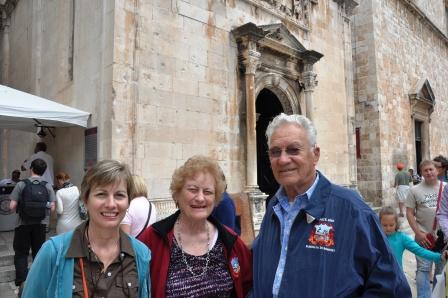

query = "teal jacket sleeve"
[
  {"left": 401, "top": 232, "right": 442, "bottom": 263},
  {"left": 130, "top": 236, "right": 151, "bottom": 298},
  {"left": 21, "top": 239, "right": 58, "bottom": 297}
]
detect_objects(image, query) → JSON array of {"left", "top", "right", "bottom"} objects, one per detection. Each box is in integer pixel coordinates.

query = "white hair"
[{"left": 265, "top": 113, "right": 317, "bottom": 147}]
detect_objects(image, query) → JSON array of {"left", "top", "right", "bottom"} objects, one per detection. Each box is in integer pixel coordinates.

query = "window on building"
[
  {"left": 415, "top": 120, "right": 422, "bottom": 174},
  {"left": 355, "top": 127, "right": 361, "bottom": 159}
]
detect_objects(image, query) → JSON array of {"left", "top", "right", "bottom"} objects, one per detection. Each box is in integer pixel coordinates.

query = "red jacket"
[{"left": 138, "top": 211, "right": 252, "bottom": 298}]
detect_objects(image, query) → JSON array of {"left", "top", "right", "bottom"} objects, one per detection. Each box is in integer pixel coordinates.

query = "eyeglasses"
[{"left": 268, "top": 146, "right": 301, "bottom": 158}]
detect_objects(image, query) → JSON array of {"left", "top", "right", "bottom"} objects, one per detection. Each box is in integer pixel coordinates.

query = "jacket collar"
[
  {"left": 302, "top": 172, "right": 332, "bottom": 222},
  {"left": 152, "top": 210, "right": 237, "bottom": 253}
]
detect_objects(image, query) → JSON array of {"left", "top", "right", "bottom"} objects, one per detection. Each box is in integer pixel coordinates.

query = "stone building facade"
[
  {"left": 0, "top": 0, "right": 447, "bottom": 227},
  {"left": 352, "top": 0, "right": 448, "bottom": 205},
  {"left": 0, "top": 0, "right": 357, "bottom": 232}
]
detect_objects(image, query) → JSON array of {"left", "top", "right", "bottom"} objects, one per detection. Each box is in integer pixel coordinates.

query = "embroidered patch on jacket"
[
  {"left": 231, "top": 257, "right": 240, "bottom": 277},
  {"left": 306, "top": 218, "right": 335, "bottom": 252}
]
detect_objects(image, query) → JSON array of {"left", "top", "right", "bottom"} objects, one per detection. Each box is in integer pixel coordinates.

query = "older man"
[
  {"left": 252, "top": 113, "right": 410, "bottom": 297},
  {"left": 407, "top": 160, "right": 446, "bottom": 298}
]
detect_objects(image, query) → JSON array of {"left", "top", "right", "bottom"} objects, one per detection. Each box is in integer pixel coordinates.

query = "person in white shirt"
[
  {"left": 55, "top": 171, "right": 83, "bottom": 234},
  {"left": 121, "top": 175, "right": 157, "bottom": 238},
  {"left": 21, "top": 142, "right": 54, "bottom": 186}
]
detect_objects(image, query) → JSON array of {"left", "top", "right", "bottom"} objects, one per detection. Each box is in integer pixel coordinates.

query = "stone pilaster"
[
  {"left": 241, "top": 41, "right": 268, "bottom": 235},
  {"left": 300, "top": 50, "right": 322, "bottom": 121},
  {"left": 232, "top": 23, "right": 269, "bottom": 235},
  {"left": 301, "top": 64, "right": 318, "bottom": 120},
  {"left": 241, "top": 41, "right": 261, "bottom": 190}
]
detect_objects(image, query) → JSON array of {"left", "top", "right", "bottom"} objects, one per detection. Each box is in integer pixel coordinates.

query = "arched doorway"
[{"left": 256, "top": 88, "right": 283, "bottom": 202}]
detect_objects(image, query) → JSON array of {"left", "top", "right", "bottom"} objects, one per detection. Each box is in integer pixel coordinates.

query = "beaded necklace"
[{"left": 175, "top": 218, "right": 211, "bottom": 277}]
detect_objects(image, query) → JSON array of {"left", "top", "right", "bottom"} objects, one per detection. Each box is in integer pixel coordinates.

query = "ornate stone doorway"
[
  {"left": 409, "top": 78, "right": 435, "bottom": 172},
  {"left": 232, "top": 22, "right": 322, "bottom": 233},
  {"left": 256, "top": 89, "right": 283, "bottom": 202}
]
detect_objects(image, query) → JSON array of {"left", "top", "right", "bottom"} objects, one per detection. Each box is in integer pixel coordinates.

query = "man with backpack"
[{"left": 9, "top": 158, "right": 55, "bottom": 290}]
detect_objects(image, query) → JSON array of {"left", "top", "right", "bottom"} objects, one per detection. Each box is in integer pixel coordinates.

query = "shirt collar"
[
  {"left": 66, "top": 221, "right": 135, "bottom": 258},
  {"left": 275, "top": 172, "right": 320, "bottom": 204}
]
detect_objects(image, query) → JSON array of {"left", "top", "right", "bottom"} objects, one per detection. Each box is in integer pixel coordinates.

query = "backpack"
[{"left": 18, "top": 179, "right": 49, "bottom": 221}]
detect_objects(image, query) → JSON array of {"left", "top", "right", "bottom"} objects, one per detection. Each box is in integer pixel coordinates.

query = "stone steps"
[
  {"left": 0, "top": 281, "right": 18, "bottom": 298},
  {"left": 0, "top": 251, "right": 14, "bottom": 267},
  {"left": 0, "top": 264, "right": 15, "bottom": 283}
]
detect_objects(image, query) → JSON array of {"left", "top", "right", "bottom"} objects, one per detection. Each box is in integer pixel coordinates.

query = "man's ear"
[{"left": 313, "top": 146, "right": 320, "bottom": 164}]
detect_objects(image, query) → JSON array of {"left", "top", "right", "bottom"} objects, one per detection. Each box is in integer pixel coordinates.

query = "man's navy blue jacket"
[{"left": 252, "top": 173, "right": 411, "bottom": 297}]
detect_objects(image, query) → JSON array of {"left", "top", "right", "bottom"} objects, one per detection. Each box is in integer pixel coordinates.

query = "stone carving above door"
[
  {"left": 409, "top": 78, "right": 435, "bottom": 121},
  {"left": 242, "top": 0, "right": 317, "bottom": 30}
]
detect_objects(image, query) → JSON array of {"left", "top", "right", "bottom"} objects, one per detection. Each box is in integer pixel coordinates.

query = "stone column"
[
  {"left": 242, "top": 42, "right": 260, "bottom": 191},
  {"left": 1, "top": 12, "right": 10, "bottom": 179},
  {"left": 302, "top": 64, "right": 318, "bottom": 120},
  {"left": 240, "top": 41, "right": 267, "bottom": 235},
  {"left": 342, "top": 9, "right": 358, "bottom": 187},
  {"left": 1, "top": 11, "right": 10, "bottom": 84},
  {"left": 232, "top": 23, "right": 269, "bottom": 235}
]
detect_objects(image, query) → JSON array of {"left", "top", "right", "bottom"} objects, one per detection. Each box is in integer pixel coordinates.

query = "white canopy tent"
[{"left": 0, "top": 84, "right": 90, "bottom": 132}]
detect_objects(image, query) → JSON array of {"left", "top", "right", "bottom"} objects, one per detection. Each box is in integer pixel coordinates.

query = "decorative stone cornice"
[
  {"left": 233, "top": 22, "right": 323, "bottom": 84},
  {"left": 333, "top": 0, "right": 359, "bottom": 16},
  {"left": 399, "top": 0, "right": 448, "bottom": 45},
  {"left": 300, "top": 50, "right": 323, "bottom": 91},
  {"left": 232, "top": 23, "right": 266, "bottom": 75},
  {"left": 241, "top": 0, "right": 318, "bottom": 31},
  {"left": 409, "top": 78, "right": 435, "bottom": 118}
]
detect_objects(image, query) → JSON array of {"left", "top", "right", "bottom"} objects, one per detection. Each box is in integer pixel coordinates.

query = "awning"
[{"left": 0, "top": 84, "right": 90, "bottom": 132}]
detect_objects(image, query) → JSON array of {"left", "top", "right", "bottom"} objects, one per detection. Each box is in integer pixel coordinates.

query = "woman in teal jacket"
[
  {"left": 380, "top": 206, "right": 447, "bottom": 268},
  {"left": 22, "top": 160, "right": 151, "bottom": 297}
]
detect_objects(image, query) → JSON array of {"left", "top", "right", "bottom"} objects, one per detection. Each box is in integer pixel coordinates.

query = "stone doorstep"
[
  {"left": 0, "top": 251, "right": 13, "bottom": 267},
  {"left": 0, "top": 281, "right": 19, "bottom": 298},
  {"left": 0, "top": 264, "right": 15, "bottom": 283}
]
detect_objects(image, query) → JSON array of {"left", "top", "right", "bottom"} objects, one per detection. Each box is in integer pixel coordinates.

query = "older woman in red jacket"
[{"left": 138, "top": 155, "right": 252, "bottom": 298}]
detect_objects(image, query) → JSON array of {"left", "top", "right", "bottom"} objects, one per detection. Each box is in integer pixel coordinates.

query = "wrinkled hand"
[
  {"left": 442, "top": 251, "right": 448, "bottom": 262},
  {"left": 416, "top": 231, "right": 430, "bottom": 249}
]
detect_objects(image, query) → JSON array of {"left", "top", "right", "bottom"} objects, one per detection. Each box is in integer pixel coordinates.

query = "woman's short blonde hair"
[
  {"left": 132, "top": 175, "right": 148, "bottom": 198},
  {"left": 170, "top": 155, "right": 226, "bottom": 205},
  {"left": 80, "top": 160, "right": 134, "bottom": 203}
]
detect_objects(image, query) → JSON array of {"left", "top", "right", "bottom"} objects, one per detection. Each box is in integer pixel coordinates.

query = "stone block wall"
[
  {"left": 374, "top": 0, "right": 448, "bottom": 205},
  {"left": 353, "top": 0, "right": 448, "bottom": 206},
  {"left": 352, "top": 0, "right": 383, "bottom": 205},
  {"left": 0, "top": 0, "right": 115, "bottom": 186},
  {"left": 1, "top": 0, "right": 357, "bottom": 204},
  {"left": 413, "top": 0, "right": 447, "bottom": 35},
  {"left": 111, "top": 0, "right": 356, "bottom": 200}
]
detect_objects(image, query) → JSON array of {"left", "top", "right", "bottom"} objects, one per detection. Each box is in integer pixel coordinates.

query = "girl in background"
[{"left": 380, "top": 206, "right": 447, "bottom": 268}]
